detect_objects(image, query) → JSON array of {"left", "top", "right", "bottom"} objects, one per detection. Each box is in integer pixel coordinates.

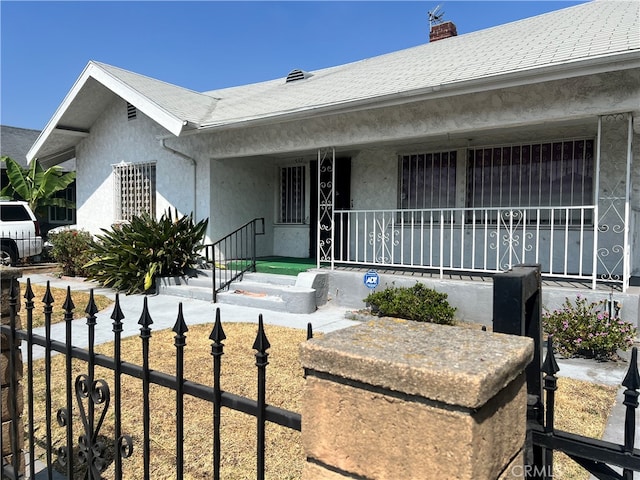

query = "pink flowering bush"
[{"left": 543, "top": 294, "right": 636, "bottom": 360}]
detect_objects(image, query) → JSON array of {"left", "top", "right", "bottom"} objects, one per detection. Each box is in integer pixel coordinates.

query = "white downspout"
[{"left": 160, "top": 138, "right": 197, "bottom": 219}]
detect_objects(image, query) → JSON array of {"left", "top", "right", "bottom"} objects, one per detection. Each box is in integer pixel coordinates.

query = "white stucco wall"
[
  {"left": 350, "top": 148, "right": 397, "bottom": 211},
  {"left": 273, "top": 225, "right": 310, "bottom": 257},
  {"left": 208, "top": 156, "right": 275, "bottom": 257},
  {"left": 75, "top": 97, "right": 211, "bottom": 237}
]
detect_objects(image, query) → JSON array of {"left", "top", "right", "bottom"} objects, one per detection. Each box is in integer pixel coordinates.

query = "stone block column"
[
  {"left": 0, "top": 267, "right": 25, "bottom": 475},
  {"left": 300, "top": 319, "right": 534, "bottom": 480}
]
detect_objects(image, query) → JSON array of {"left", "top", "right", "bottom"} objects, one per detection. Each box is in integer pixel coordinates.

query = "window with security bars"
[
  {"left": 280, "top": 165, "right": 305, "bottom": 223},
  {"left": 113, "top": 162, "right": 156, "bottom": 222},
  {"left": 48, "top": 183, "right": 76, "bottom": 223},
  {"left": 467, "top": 139, "right": 594, "bottom": 223},
  {"left": 398, "top": 151, "right": 457, "bottom": 221}
]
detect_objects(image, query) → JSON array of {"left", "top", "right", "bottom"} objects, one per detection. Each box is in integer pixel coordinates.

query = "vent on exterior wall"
[
  {"left": 127, "top": 102, "right": 137, "bottom": 120},
  {"left": 286, "top": 69, "right": 312, "bottom": 83}
]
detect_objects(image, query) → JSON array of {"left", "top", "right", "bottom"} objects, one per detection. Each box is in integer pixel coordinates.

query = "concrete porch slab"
[{"left": 318, "top": 268, "right": 640, "bottom": 329}]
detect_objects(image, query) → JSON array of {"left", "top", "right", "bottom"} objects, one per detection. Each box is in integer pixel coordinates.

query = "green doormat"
[{"left": 255, "top": 257, "right": 316, "bottom": 276}]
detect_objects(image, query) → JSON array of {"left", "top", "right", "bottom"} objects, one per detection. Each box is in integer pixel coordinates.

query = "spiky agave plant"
[{"left": 84, "top": 209, "right": 208, "bottom": 294}]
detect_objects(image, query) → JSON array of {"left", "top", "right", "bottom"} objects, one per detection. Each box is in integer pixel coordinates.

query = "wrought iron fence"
[
  {"left": 532, "top": 338, "right": 640, "bottom": 479},
  {"left": 493, "top": 265, "right": 640, "bottom": 479},
  {"left": 4, "top": 269, "right": 640, "bottom": 479},
  {"left": 0, "top": 278, "right": 304, "bottom": 480}
]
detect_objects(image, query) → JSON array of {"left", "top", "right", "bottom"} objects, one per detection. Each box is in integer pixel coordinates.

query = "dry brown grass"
[
  {"left": 552, "top": 378, "right": 618, "bottom": 480},
  {"left": 21, "top": 284, "right": 113, "bottom": 328},
  {"left": 28, "top": 322, "right": 617, "bottom": 480}
]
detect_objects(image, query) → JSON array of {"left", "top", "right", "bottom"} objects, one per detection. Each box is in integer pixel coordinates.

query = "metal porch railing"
[
  {"left": 331, "top": 205, "right": 628, "bottom": 290},
  {"left": 200, "top": 218, "right": 265, "bottom": 302}
]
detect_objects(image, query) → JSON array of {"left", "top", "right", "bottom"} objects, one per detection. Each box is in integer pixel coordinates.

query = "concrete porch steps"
[
  {"left": 157, "top": 270, "right": 329, "bottom": 314},
  {"left": 156, "top": 268, "right": 215, "bottom": 302}
]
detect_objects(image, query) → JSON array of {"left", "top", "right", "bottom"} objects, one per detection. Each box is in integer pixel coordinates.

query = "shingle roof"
[
  {"left": 1, "top": 126, "right": 40, "bottom": 167},
  {"left": 92, "top": 62, "right": 219, "bottom": 125},
  {"left": 198, "top": 0, "right": 639, "bottom": 127},
  {"left": 28, "top": 0, "right": 640, "bottom": 163}
]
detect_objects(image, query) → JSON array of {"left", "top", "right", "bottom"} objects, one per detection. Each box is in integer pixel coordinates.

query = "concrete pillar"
[
  {"left": 300, "top": 318, "right": 533, "bottom": 479},
  {"left": 0, "top": 266, "right": 25, "bottom": 475}
]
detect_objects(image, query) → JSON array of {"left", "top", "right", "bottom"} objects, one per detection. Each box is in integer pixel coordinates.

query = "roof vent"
[
  {"left": 286, "top": 69, "right": 312, "bottom": 83},
  {"left": 127, "top": 102, "right": 137, "bottom": 120}
]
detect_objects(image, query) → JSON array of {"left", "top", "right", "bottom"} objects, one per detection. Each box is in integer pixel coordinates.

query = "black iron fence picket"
[
  {"left": 1, "top": 278, "right": 303, "bottom": 480},
  {"left": 494, "top": 265, "right": 640, "bottom": 480},
  {"left": 530, "top": 338, "right": 640, "bottom": 480}
]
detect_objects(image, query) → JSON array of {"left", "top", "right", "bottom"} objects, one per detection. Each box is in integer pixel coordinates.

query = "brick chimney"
[{"left": 429, "top": 21, "right": 457, "bottom": 42}]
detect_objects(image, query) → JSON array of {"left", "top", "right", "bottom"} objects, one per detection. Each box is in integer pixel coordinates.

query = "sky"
[{"left": 1, "top": 0, "right": 589, "bottom": 131}]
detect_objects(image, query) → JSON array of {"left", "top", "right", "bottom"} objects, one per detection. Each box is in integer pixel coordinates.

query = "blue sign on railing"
[{"left": 364, "top": 270, "right": 379, "bottom": 289}]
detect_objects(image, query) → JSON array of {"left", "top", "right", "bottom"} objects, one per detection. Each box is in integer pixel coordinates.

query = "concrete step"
[
  {"left": 216, "top": 289, "right": 287, "bottom": 311},
  {"left": 156, "top": 269, "right": 213, "bottom": 292},
  {"left": 157, "top": 269, "right": 329, "bottom": 314},
  {"left": 159, "top": 284, "right": 213, "bottom": 302},
  {"left": 241, "top": 272, "right": 297, "bottom": 286},
  {"left": 219, "top": 280, "right": 316, "bottom": 314}
]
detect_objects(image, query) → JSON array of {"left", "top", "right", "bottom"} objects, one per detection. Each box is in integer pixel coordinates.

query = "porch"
[
  {"left": 193, "top": 254, "right": 640, "bottom": 328},
  {"left": 316, "top": 265, "right": 640, "bottom": 329},
  {"left": 204, "top": 113, "right": 638, "bottom": 323}
]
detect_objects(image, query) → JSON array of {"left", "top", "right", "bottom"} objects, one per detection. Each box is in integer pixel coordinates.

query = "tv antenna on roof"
[{"left": 428, "top": 4, "right": 445, "bottom": 30}]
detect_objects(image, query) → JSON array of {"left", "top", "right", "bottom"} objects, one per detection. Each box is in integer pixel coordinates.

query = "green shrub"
[
  {"left": 47, "top": 229, "right": 95, "bottom": 277},
  {"left": 364, "top": 282, "right": 456, "bottom": 325},
  {"left": 543, "top": 295, "right": 636, "bottom": 360},
  {"left": 84, "top": 210, "right": 208, "bottom": 294}
]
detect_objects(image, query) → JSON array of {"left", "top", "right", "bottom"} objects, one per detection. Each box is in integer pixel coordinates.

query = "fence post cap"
[
  {"left": 0, "top": 266, "right": 22, "bottom": 281},
  {"left": 300, "top": 318, "right": 533, "bottom": 409}
]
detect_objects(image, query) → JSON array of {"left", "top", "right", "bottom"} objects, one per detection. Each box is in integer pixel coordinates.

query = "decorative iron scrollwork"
[
  {"left": 368, "top": 218, "right": 400, "bottom": 263},
  {"left": 318, "top": 148, "right": 335, "bottom": 262},
  {"left": 489, "top": 209, "right": 534, "bottom": 270},
  {"left": 57, "top": 374, "right": 133, "bottom": 477},
  {"left": 56, "top": 409, "right": 70, "bottom": 467}
]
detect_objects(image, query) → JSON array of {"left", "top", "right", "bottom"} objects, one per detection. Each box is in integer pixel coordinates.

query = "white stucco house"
[{"left": 26, "top": 1, "right": 640, "bottom": 320}]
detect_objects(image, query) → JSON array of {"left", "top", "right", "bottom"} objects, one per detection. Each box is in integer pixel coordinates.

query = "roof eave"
[
  {"left": 38, "top": 147, "right": 77, "bottom": 169},
  {"left": 195, "top": 51, "right": 640, "bottom": 133}
]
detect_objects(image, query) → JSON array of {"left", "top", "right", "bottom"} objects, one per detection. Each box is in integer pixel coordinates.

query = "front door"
[
  {"left": 310, "top": 160, "right": 318, "bottom": 258},
  {"left": 312, "top": 152, "right": 351, "bottom": 262},
  {"left": 334, "top": 158, "right": 351, "bottom": 261}
]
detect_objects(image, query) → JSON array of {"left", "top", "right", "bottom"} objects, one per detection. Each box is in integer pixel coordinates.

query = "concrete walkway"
[
  {"left": 22, "top": 273, "right": 359, "bottom": 361},
  {"left": 15, "top": 272, "right": 640, "bottom": 478}
]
